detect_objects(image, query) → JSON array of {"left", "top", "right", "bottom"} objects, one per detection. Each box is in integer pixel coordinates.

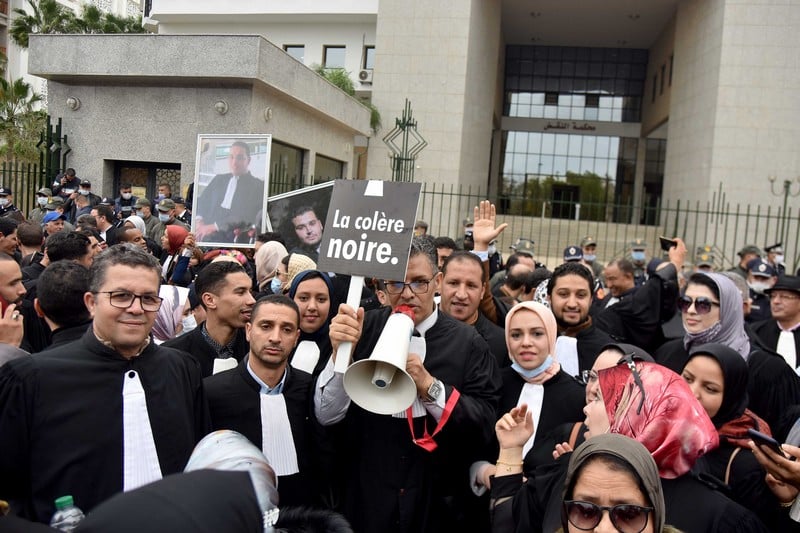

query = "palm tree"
[
  {"left": 73, "top": 4, "right": 144, "bottom": 34},
  {"left": 0, "top": 77, "right": 46, "bottom": 163},
  {"left": 10, "top": 0, "right": 76, "bottom": 48}
]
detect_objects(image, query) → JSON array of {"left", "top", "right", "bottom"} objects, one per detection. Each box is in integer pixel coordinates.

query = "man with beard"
[
  {"left": 163, "top": 261, "right": 255, "bottom": 377},
  {"left": 439, "top": 251, "right": 507, "bottom": 367},
  {"left": 546, "top": 262, "right": 613, "bottom": 378},
  {"left": 289, "top": 206, "right": 324, "bottom": 262},
  {"left": 204, "top": 295, "right": 322, "bottom": 507}
]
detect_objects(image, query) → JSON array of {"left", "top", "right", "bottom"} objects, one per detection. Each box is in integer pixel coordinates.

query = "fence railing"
[{"left": 1, "top": 162, "right": 49, "bottom": 218}]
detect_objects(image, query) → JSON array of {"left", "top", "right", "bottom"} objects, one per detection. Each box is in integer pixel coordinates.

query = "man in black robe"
[
  {"left": 546, "top": 261, "right": 614, "bottom": 377},
  {"left": 163, "top": 261, "right": 255, "bottom": 376},
  {"left": 438, "top": 251, "right": 507, "bottom": 367},
  {"left": 0, "top": 244, "right": 210, "bottom": 523},
  {"left": 315, "top": 237, "right": 502, "bottom": 532},
  {"left": 751, "top": 275, "right": 800, "bottom": 369},
  {"left": 204, "top": 294, "right": 321, "bottom": 507},
  {"left": 194, "top": 141, "right": 265, "bottom": 244},
  {"left": 591, "top": 243, "right": 684, "bottom": 354}
]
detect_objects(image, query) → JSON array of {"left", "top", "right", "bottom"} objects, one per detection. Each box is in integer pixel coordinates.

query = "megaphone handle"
[{"left": 334, "top": 275, "right": 365, "bottom": 374}]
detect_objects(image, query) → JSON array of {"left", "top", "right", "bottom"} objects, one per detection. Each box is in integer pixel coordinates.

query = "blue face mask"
[
  {"left": 584, "top": 253, "right": 596, "bottom": 262},
  {"left": 156, "top": 194, "right": 165, "bottom": 200},
  {"left": 270, "top": 277, "right": 283, "bottom": 294},
  {"left": 511, "top": 355, "right": 554, "bottom": 380},
  {"left": 158, "top": 213, "right": 170, "bottom": 223},
  {"left": 631, "top": 251, "right": 646, "bottom": 262}
]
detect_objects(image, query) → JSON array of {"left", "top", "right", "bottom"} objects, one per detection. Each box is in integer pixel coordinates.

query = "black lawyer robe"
[
  {"left": 474, "top": 311, "right": 509, "bottom": 368},
  {"left": 750, "top": 318, "right": 800, "bottom": 368},
  {"left": 0, "top": 329, "right": 210, "bottom": 523},
  {"left": 163, "top": 322, "right": 249, "bottom": 378},
  {"left": 203, "top": 357, "right": 321, "bottom": 507},
  {"left": 332, "top": 307, "right": 502, "bottom": 533}
]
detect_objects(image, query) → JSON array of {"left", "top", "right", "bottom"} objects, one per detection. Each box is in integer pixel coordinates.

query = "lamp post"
[{"left": 768, "top": 175, "right": 800, "bottom": 248}]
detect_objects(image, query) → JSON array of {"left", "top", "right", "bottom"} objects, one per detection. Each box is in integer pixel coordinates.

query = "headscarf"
[
  {"left": 164, "top": 224, "right": 189, "bottom": 255},
  {"left": 504, "top": 301, "right": 560, "bottom": 383},
  {"left": 598, "top": 360, "right": 719, "bottom": 478},
  {"left": 255, "top": 241, "right": 288, "bottom": 290},
  {"left": 683, "top": 272, "right": 751, "bottom": 359},
  {"left": 123, "top": 214, "right": 147, "bottom": 237},
  {"left": 687, "top": 342, "right": 771, "bottom": 445},
  {"left": 152, "top": 285, "right": 189, "bottom": 344},
  {"left": 184, "top": 430, "right": 279, "bottom": 519},
  {"left": 563, "top": 433, "right": 666, "bottom": 533},
  {"left": 288, "top": 270, "right": 335, "bottom": 342},
  {"left": 285, "top": 253, "right": 317, "bottom": 291}
]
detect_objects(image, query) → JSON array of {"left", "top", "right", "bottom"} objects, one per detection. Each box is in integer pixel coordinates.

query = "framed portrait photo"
[
  {"left": 266, "top": 180, "right": 334, "bottom": 263},
  {"left": 192, "top": 134, "right": 271, "bottom": 248}
]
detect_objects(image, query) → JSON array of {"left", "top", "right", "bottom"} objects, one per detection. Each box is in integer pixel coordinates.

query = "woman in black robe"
[
  {"left": 655, "top": 272, "right": 800, "bottom": 437},
  {"left": 681, "top": 342, "right": 800, "bottom": 530}
]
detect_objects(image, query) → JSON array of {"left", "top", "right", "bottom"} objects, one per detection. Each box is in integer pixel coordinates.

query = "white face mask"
[
  {"left": 270, "top": 277, "right": 283, "bottom": 294},
  {"left": 79, "top": 189, "right": 90, "bottom": 195},
  {"left": 37, "top": 197, "right": 48, "bottom": 206},
  {"left": 0, "top": 198, "right": 8, "bottom": 207},
  {"left": 748, "top": 280, "right": 771, "bottom": 295},
  {"left": 776, "top": 255, "right": 785, "bottom": 264},
  {"left": 180, "top": 314, "right": 197, "bottom": 335},
  {"left": 121, "top": 192, "right": 132, "bottom": 200},
  {"left": 487, "top": 243, "right": 497, "bottom": 256}
]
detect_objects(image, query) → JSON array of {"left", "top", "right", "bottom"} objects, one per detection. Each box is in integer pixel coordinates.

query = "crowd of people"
[{"left": 0, "top": 181, "right": 799, "bottom": 532}]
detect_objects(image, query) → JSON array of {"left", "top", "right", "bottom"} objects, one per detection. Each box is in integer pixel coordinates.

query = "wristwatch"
[{"left": 424, "top": 379, "right": 443, "bottom": 402}]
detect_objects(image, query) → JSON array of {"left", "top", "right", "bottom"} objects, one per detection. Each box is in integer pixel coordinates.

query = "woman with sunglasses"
[
  {"left": 561, "top": 433, "right": 678, "bottom": 533},
  {"left": 655, "top": 272, "right": 800, "bottom": 436},
  {"left": 491, "top": 356, "right": 769, "bottom": 532},
  {"left": 681, "top": 343, "right": 800, "bottom": 530}
]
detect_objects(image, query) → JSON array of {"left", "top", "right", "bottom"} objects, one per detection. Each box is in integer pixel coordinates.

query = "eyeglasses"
[
  {"left": 579, "top": 369, "right": 598, "bottom": 386},
  {"left": 769, "top": 292, "right": 800, "bottom": 301},
  {"left": 96, "top": 291, "right": 163, "bottom": 312},
  {"left": 563, "top": 500, "right": 653, "bottom": 533},
  {"left": 384, "top": 278, "right": 434, "bottom": 294},
  {"left": 677, "top": 295, "right": 720, "bottom": 315}
]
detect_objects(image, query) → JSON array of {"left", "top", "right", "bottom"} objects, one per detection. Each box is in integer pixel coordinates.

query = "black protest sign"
[{"left": 317, "top": 180, "right": 421, "bottom": 280}]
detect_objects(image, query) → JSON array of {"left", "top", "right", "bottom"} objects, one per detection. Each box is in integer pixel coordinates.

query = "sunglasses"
[
  {"left": 677, "top": 295, "right": 720, "bottom": 315},
  {"left": 563, "top": 500, "right": 653, "bottom": 533}
]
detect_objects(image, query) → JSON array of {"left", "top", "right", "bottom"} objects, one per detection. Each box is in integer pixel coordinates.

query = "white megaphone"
[{"left": 343, "top": 305, "right": 418, "bottom": 415}]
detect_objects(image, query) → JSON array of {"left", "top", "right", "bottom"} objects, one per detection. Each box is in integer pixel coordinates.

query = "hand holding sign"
[
  {"left": 317, "top": 179, "right": 421, "bottom": 373},
  {"left": 329, "top": 304, "right": 364, "bottom": 364}
]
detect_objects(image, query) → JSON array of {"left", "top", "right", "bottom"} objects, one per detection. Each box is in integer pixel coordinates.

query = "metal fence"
[
  {"left": 0, "top": 161, "right": 49, "bottom": 218},
  {"left": 414, "top": 183, "right": 800, "bottom": 273}
]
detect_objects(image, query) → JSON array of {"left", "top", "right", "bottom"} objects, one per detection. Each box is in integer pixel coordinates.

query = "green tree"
[
  {"left": 312, "top": 64, "right": 381, "bottom": 133},
  {"left": 72, "top": 4, "right": 144, "bottom": 34},
  {"left": 11, "top": 0, "right": 145, "bottom": 48},
  {"left": 0, "top": 77, "right": 46, "bottom": 163},
  {"left": 10, "top": 0, "right": 76, "bottom": 48}
]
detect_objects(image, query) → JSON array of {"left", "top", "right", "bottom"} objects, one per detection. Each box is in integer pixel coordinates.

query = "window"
[
  {"left": 323, "top": 46, "right": 346, "bottom": 69},
  {"left": 363, "top": 46, "right": 375, "bottom": 69},
  {"left": 284, "top": 45, "right": 304, "bottom": 63},
  {"left": 544, "top": 92, "right": 559, "bottom": 105},
  {"left": 314, "top": 154, "right": 343, "bottom": 182},
  {"left": 660, "top": 64, "right": 666, "bottom": 95}
]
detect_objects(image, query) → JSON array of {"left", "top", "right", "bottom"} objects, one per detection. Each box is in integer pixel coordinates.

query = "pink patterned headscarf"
[{"left": 598, "top": 360, "right": 719, "bottom": 478}]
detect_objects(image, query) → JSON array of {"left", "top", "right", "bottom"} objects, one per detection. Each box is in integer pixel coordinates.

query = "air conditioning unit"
[{"left": 358, "top": 69, "right": 373, "bottom": 84}]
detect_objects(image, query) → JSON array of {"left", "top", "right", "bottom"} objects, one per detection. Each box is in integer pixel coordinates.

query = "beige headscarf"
[
  {"left": 504, "top": 301, "right": 561, "bottom": 383},
  {"left": 285, "top": 253, "right": 317, "bottom": 292},
  {"left": 254, "top": 241, "right": 288, "bottom": 290}
]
